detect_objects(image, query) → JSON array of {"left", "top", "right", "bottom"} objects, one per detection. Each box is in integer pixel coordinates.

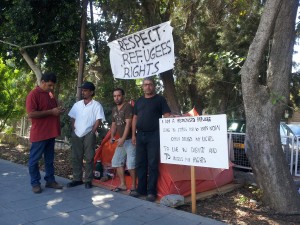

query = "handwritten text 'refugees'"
[{"left": 117, "top": 25, "right": 172, "bottom": 78}]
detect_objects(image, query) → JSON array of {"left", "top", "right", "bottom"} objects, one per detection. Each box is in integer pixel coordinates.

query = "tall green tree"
[
  {"left": 172, "top": 0, "right": 262, "bottom": 116},
  {"left": 140, "top": 0, "right": 180, "bottom": 114},
  {"left": 0, "top": 0, "right": 81, "bottom": 84},
  {"left": 0, "top": 58, "right": 33, "bottom": 132},
  {"left": 87, "top": 0, "right": 145, "bottom": 108},
  {"left": 0, "top": 0, "right": 82, "bottom": 134}
]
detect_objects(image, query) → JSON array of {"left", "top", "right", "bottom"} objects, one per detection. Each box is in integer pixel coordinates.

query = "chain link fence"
[{"left": 228, "top": 132, "right": 300, "bottom": 176}]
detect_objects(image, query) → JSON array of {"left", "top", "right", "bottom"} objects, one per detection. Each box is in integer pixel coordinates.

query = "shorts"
[{"left": 111, "top": 139, "right": 136, "bottom": 170}]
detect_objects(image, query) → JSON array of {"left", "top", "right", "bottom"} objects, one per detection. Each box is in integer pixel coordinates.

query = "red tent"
[
  {"left": 93, "top": 108, "right": 233, "bottom": 197},
  {"left": 94, "top": 130, "right": 119, "bottom": 168}
]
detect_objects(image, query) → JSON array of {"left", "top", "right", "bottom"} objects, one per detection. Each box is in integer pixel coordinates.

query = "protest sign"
[
  {"left": 107, "top": 21, "right": 175, "bottom": 79},
  {"left": 159, "top": 114, "right": 229, "bottom": 169}
]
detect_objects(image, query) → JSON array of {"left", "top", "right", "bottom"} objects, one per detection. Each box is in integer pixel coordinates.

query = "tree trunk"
[
  {"left": 89, "top": 0, "right": 99, "bottom": 55},
  {"left": 20, "top": 49, "right": 42, "bottom": 84},
  {"left": 188, "top": 80, "right": 203, "bottom": 115},
  {"left": 160, "top": 70, "right": 180, "bottom": 114},
  {"left": 240, "top": 0, "right": 300, "bottom": 214},
  {"left": 141, "top": 0, "right": 180, "bottom": 114},
  {"left": 76, "top": 0, "right": 88, "bottom": 101}
]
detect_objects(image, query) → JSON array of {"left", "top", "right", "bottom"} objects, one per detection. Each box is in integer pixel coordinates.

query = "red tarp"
[
  {"left": 94, "top": 130, "right": 119, "bottom": 168},
  {"left": 93, "top": 108, "right": 234, "bottom": 197},
  {"left": 157, "top": 163, "right": 233, "bottom": 197}
]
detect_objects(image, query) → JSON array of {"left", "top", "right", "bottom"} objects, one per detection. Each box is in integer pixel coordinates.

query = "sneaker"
[
  {"left": 129, "top": 189, "right": 140, "bottom": 197},
  {"left": 67, "top": 180, "right": 83, "bottom": 188},
  {"left": 146, "top": 194, "right": 156, "bottom": 202},
  {"left": 85, "top": 182, "right": 92, "bottom": 189},
  {"left": 45, "top": 181, "right": 63, "bottom": 189},
  {"left": 32, "top": 185, "right": 42, "bottom": 194}
]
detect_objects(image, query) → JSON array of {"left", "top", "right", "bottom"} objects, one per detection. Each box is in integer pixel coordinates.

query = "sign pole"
[{"left": 191, "top": 165, "right": 197, "bottom": 214}]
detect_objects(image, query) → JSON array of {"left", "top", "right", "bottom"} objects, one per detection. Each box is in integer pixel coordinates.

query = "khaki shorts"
[{"left": 111, "top": 139, "right": 136, "bottom": 170}]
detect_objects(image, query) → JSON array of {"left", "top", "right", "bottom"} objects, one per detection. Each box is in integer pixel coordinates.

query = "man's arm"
[
  {"left": 163, "top": 112, "right": 172, "bottom": 118},
  {"left": 117, "top": 118, "right": 132, "bottom": 147},
  {"left": 132, "top": 114, "right": 137, "bottom": 145},
  {"left": 110, "top": 121, "right": 117, "bottom": 143},
  {"left": 28, "top": 107, "right": 64, "bottom": 118},
  {"left": 70, "top": 118, "right": 75, "bottom": 131},
  {"left": 91, "top": 119, "right": 101, "bottom": 134}
]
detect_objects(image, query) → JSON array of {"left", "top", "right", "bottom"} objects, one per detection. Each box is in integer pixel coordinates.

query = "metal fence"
[{"left": 228, "top": 132, "right": 300, "bottom": 176}]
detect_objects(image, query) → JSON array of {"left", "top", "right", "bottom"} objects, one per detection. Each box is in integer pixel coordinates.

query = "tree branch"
[
  {"left": 107, "top": 13, "right": 123, "bottom": 42},
  {"left": 240, "top": 0, "right": 282, "bottom": 92},
  {"left": 20, "top": 48, "right": 42, "bottom": 83},
  {"left": 22, "top": 40, "right": 63, "bottom": 49},
  {"left": 0, "top": 40, "right": 20, "bottom": 48},
  {"left": 0, "top": 39, "right": 67, "bottom": 49},
  {"left": 268, "top": 0, "right": 298, "bottom": 97}
]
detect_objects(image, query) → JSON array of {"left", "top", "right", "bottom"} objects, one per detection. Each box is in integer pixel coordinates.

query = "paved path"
[{"left": 0, "top": 159, "right": 227, "bottom": 225}]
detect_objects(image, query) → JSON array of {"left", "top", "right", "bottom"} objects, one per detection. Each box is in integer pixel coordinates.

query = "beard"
[
  {"left": 115, "top": 100, "right": 123, "bottom": 105},
  {"left": 144, "top": 90, "right": 154, "bottom": 95}
]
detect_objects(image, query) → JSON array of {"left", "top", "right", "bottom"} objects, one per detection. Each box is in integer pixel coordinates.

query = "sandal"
[
  {"left": 111, "top": 187, "right": 127, "bottom": 192},
  {"left": 100, "top": 176, "right": 109, "bottom": 182}
]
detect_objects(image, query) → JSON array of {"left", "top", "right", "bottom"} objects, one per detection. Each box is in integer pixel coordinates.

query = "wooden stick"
[{"left": 191, "top": 165, "right": 197, "bottom": 214}]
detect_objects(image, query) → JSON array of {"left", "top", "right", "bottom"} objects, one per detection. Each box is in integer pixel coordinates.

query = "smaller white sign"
[{"left": 159, "top": 114, "right": 229, "bottom": 169}]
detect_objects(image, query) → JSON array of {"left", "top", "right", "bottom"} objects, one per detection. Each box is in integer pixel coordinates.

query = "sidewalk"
[{"left": 0, "top": 159, "right": 227, "bottom": 225}]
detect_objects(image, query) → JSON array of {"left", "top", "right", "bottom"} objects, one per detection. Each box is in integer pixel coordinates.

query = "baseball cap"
[{"left": 79, "top": 81, "right": 95, "bottom": 91}]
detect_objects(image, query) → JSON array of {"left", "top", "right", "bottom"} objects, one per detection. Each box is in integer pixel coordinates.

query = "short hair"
[
  {"left": 113, "top": 88, "right": 125, "bottom": 96},
  {"left": 143, "top": 77, "right": 155, "bottom": 85},
  {"left": 41, "top": 72, "right": 57, "bottom": 83}
]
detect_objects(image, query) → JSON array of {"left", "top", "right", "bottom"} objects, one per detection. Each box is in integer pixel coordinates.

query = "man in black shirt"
[{"left": 132, "top": 77, "right": 171, "bottom": 202}]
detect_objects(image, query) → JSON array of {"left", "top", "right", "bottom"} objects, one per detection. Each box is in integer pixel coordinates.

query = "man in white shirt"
[{"left": 67, "top": 81, "right": 106, "bottom": 189}]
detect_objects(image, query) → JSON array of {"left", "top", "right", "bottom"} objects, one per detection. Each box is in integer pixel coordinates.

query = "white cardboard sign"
[
  {"left": 107, "top": 21, "right": 175, "bottom": 79},
  {"left": 159, "top": 114, "right": 229, "bottom": 169}
]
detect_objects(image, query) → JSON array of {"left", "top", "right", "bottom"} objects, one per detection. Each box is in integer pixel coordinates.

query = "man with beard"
[
  {"left": 132, "top": 77, "right": 171, "bottom": 202},
  {"left": 67, "top": 81, "right": 106, "bottom": 189},
  {"left": 110, "top": 88, "right": 137, "bottom": 195}
]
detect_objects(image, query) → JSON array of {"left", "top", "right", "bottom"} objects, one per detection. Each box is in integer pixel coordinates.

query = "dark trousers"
[
  {"left": 28, "top": 138, "right": 56, "bottom": 187},
  {"left": 136, "top": 130, "right": 160, "bottom": 196}
]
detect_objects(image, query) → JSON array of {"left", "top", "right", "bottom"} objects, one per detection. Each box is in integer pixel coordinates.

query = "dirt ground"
[{"left": 0, "top": 143, "right": 300, "bottom": 225}]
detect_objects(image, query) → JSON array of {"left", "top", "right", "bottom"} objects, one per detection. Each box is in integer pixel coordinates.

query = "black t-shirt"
[{"left": 134, "top": 94, "right": 171, "bottom": 132}]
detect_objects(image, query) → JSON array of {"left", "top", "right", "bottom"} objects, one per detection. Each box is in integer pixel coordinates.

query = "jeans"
[
  {"left": 136, "top": 130, "right": 160, "bottom": 196},
  {"left": 28, "top": 138, "right": 56, "bottom": 187},
  {"left": 71, "top": 131, "right": 96, "bottom": 182}
]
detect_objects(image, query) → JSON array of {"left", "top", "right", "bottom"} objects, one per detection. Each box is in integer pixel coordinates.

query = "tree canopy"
[
  {"left": 2, "top": 0, "right": 297, "bottom": 120},
  {"left": 0, "top": 57, "right": 32, "bottom": 132}
]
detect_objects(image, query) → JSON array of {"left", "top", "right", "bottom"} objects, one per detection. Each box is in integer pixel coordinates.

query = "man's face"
[
  {"left": 113, "top": 90, "right": 124, "bottom": 105},
  {"left": 40, "top": 80, "right": 55, "bottom": 92},
  {"left": 82, "top": 89, "right": 93, "bottom": 99},
  {"left": 142, "top": 80, "right": 155, "bottom": 95}
]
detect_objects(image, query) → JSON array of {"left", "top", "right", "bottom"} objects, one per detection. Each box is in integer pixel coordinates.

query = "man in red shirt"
[{"left": 26, "top": 72, "right": 65, "bottom": 194}]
